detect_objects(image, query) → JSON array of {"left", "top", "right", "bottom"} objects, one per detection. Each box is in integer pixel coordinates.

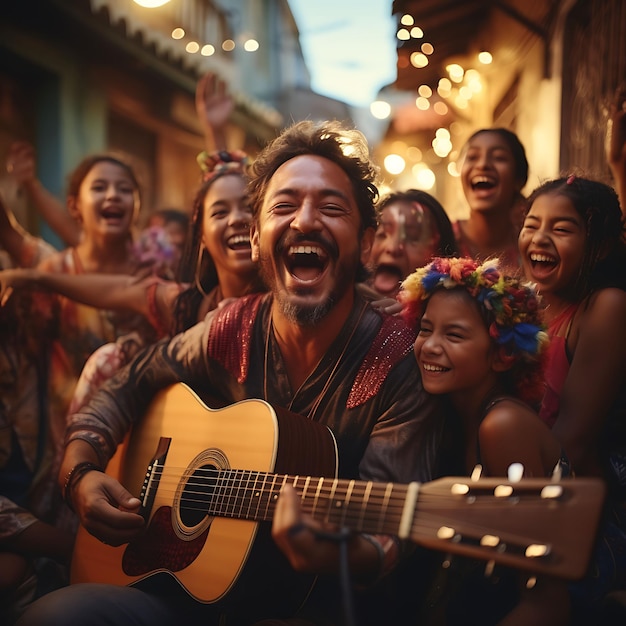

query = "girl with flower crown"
[
  {"left": 519, "top": 175, "right": 626, "bottom": 624},
  {"left": 398, "top": 256, "right": 571, "bottom": 625}
]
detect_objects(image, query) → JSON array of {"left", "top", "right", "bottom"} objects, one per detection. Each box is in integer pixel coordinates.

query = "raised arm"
[
  {"left": 195, "top": 72, "right": 234, "bottom": 153},
  {"left": 0, "top": 193, "right": 57, "bottom": 268},
  {"left": 0, "top": 267, "right": 156, "bottom": 317},
  {"left": 6, "top": 142, "right": 81, "bottom": 247}
]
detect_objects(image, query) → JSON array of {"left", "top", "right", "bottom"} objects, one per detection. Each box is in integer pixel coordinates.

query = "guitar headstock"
[{"left": 411, "top": 476, "right": 605, "bottom": 580}]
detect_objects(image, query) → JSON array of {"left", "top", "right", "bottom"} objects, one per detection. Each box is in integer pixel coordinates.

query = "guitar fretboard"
[{"left": 171, "top": 468, "right": 415, "bottom": 537}]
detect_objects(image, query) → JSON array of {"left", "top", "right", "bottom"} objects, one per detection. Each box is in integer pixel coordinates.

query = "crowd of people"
[{"left": 0, "top": 73, "right": 625, "bottom": 626}]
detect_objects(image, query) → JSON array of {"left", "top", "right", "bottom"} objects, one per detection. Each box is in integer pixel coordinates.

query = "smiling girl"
[
  {"left": 0, "top": 152, "right": 151, "bottom": 623},
  {"left": 399, "top": 256, "right": 570, "bottom": 625},
  {"left": 34, "top": 154, "right": 150, "bottom": 425},
  {"left": 456, "top": 128, "right": 529, "bottom": 269},
  {"left": 367, "top": 189, "right": 458, "bottom": 299},
  {"left": 519, "top": 175, "right": 626, "bottom": 623}
]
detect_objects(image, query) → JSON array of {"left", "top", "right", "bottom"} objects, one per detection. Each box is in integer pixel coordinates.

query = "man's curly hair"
[{"left": 246, "top": 120, "right": 379, "bottom": 233}]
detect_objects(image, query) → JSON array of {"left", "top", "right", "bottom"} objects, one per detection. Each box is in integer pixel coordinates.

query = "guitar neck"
[{"left": 190, "top": 469, "right": 409, "bottom": 536}]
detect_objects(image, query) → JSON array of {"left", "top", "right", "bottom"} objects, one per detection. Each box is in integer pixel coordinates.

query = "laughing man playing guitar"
[{"left": 17, "top": 120, "right": 443, "bottom": 626}]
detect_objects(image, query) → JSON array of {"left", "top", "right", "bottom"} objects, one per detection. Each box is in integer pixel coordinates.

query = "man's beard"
[
  {"left": 257, "top": 250, "right": 359, "bottom": 326},
  {"left": 279, "top": 295, "right": 336, "bottom": 326}
]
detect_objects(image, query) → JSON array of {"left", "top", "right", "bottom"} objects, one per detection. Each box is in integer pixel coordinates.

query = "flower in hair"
[{"left": 399, "top": 256, "right": 546, "bottom": 359}]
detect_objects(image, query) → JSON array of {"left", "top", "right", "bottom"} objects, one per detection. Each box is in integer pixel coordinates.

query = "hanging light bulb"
[{"left": 133, "top": 0, "right": 171, "bottom": 8}]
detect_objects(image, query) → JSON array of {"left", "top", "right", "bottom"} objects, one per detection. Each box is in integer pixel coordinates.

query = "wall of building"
[{"left": 0, "top": 0, "right": 298, "bottom": 249}]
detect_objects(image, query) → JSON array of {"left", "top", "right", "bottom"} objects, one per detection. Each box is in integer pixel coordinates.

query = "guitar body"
[{"left": 71, "top": 383, "right": 338, "bottom": 621}]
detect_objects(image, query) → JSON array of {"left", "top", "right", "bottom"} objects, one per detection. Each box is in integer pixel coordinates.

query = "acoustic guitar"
[{"left": 71, "top": 383, "right": 605, "bottom": 621}]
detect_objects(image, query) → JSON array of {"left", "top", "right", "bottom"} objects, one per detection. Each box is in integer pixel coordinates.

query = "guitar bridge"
[{"left": 139, "top": 437, "right": 171, "bottom": 521}]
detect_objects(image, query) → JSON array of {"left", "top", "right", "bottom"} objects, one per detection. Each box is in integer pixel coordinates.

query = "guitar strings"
[{"left": 126, "top": 465, "right": 560, "bottom": 540}]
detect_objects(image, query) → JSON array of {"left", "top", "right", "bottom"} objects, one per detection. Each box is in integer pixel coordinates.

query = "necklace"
[{"left": 263, "top": 299, "right": 368, "bottom": 420}]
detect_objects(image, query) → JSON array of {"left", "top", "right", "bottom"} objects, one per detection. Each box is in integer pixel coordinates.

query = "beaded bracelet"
[{"left": 62, "top": 461, "right": 103, "bottom": 511}]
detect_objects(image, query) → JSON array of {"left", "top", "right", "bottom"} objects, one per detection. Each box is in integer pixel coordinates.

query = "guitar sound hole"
[{"left": 179, "top": 464, "right": 217, "bottom": 528}]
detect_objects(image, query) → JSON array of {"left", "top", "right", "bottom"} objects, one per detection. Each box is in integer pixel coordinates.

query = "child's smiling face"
[
  {"left": 414, "top": 289, "right": 500, "bottom": 401},
  {"left": 518, "top": 193, "right": 587, "bottom": 298}
]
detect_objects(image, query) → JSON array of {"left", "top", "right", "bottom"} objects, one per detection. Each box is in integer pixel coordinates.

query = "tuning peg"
[
  {"left": 507, "top": 462, "right": 524, "bottom": 483},
  {"left": 484, "top": 559, "right": 495, "bottom": 577},
  {"left": 471, "top": 464, "right": 483, "bottom": 481},
  {"left": 441, "top": 553, "right": 453, "bottom": 569},
  {"left": 551, "top": 461, "right": 562, "bottom": 482},
  {"left": 526, "top": 576, "right": 537, "bottom": 589}
]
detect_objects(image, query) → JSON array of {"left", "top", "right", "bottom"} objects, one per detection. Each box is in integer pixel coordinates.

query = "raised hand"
[
  {"left": 195, "top": 72, "right": 234, "bottom": 151},
  {"left": 6, "top": 141, "right": 37, "bottom": 189}
]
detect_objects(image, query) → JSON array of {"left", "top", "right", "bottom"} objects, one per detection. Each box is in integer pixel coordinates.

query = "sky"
[{"left": 286, "top": 0, "right": 398, "bottom": 108}]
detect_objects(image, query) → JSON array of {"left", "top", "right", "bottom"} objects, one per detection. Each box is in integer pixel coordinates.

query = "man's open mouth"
[{"left": 285, "top": 244, "right": 329, "bottom": 282}]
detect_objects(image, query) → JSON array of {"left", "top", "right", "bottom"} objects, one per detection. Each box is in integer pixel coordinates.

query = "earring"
[{"left": 195, "top": 248, "right": 209, "bottom": 297}]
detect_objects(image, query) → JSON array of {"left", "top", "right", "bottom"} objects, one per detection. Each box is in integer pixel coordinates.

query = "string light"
[{"left": 133, "top": 0, "right": 171, "bottom": 7}]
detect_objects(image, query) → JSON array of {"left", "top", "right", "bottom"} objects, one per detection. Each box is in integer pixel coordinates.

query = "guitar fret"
[
  {"left": 311, "top": 477, "right": 325, "bottom": 518},
  {"left": 269, "top": 474, "right": 289, "bottom": 518},
  {"left": 326, "top": 480, "right": 349, "bottom": 526},
  {"left": 239, "top": 469, "right": 254, "bottom": 519},
  {"left": 213, "top": 469, "right": 223, "bottom": 517},
  {"left": 212, "top": 468, "right": 225, "bottom": 516},
  {"left": 225, "top": 468, "right": 237, "bottom": 516},
  {"left": 226, "top": 468, "right": 236, "bottom": 517},
  {"left": 250, "top": 473, "right": 261, "bottom": 518},
  {"left": 233, "top": 468, "right": 247, "bottom": 517},
  {"left": 250, "top": 473, "right": 267, "bottom": 519},
  {"left": 341, "top": 480, "right": 356, "bottom": 528},
  {"left": 359, "top": 482, "right": 373, "bottom": 531},
  {"left": 219, "top": 468, "right": 229, "bottom": 517},
  {"left": 379, "top": 483, "right": 394, "bottom": 533},
  {"left": 324, "top": 479, "right": 339, "bottom": 523},
  {"left": 222, "top": 469, "right": 234, "bottom": 517},
  {"left": 262, "top": 474, "right": 279, "bottom": 521},
  {"left": 206, "top": 468, "right": 215, "bottom": 516},
  {"left": 345, "top": 481, "right": 375, "bottom": 532},
  {"left": 300, "top": 476, "right": 312, "bottom": 512}
]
